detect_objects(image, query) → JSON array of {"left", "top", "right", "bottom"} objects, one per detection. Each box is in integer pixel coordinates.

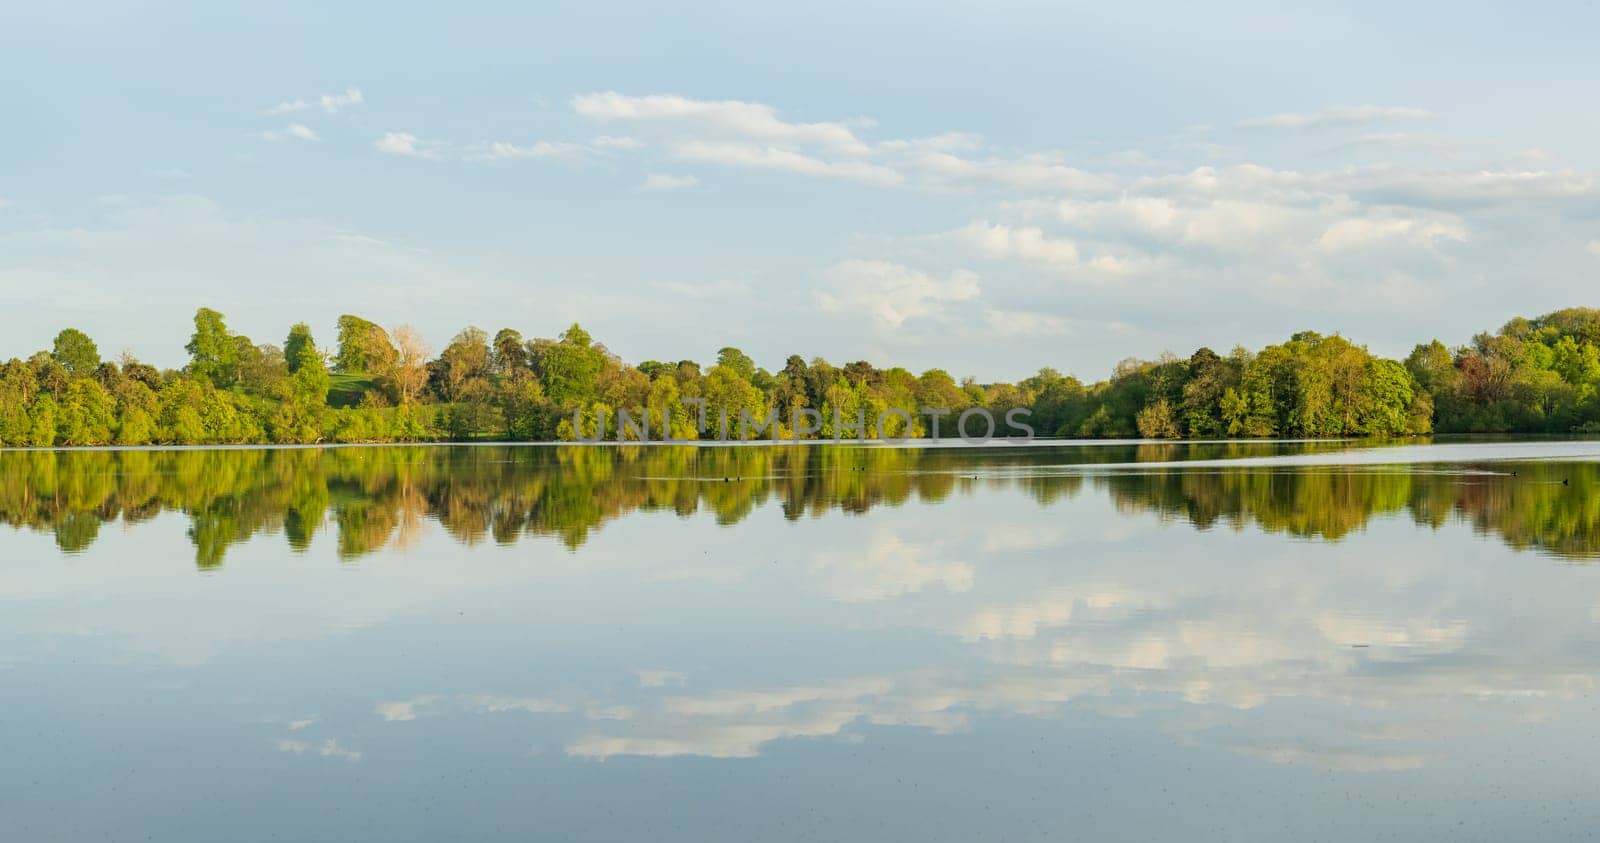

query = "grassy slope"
[{"left": 328, "top": 372, "right": 379, "bottom": 409}]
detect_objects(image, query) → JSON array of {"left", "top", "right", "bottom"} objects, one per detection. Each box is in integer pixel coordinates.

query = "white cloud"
[
  {"left": 640, "top": 173, "right": 700, "bottom": 192},
  {"left": 953, "top": 222, "right": 1080, "bottom": 268},
  {"left": 810, "top": 531, "right": 975, "bottom": 602},
  {"left": 1314, "top": 215, "right": 1468, "bottom": 253},
  {"left": 265, "top": 87, "right": 364, "bottom": 115},
  {"left": 261, "top": 123, "right": 319, "bottom": 143},
  {"left": 817, "top": 260, "right": 980, "bottom": 330},
  {"left": 1034, "top": 166, "right": 1476, "bottom": 260},
  {"left": 377, "top": 135, "right": 600, "bottom": 164},
  {"left": 571, "top": 92, "right": 1113, "bottom": 195},
  {"left": 1347, "top": 168, "right": 1597, "bottom": 206},
  {"left": 572, "top": 91, "right": 869, "bottom": 154},
  {"left": 467, "top": 140, "right": 589, "bottom": 161},
  {"left": 985, "top": 309, "right": 1072, "bottom": 337},
  {"left": 670, "top": 141, "right": 903, "bottom": 186},
  {"left": 981, "top": 524, "right": 1067, "bottom": 553},
  {"left": 637, "top": 669, "right": 687, "bottom": 688},
  {"left": 959, "top": 588, "right": 1159, "bottom": 642},
  {"left": 876, "top": 132, "right": 985, "bottom": 153},
  {"left": 1321, "top": 132, "right": 1451, "bottom": 155},
  {"left": 592, "top": 135, "right": 643, "bottom": 150},
  {"left": 374, "top": 131, "right": 444, "bottom": 160},
  {"left": 276, "top": 738, "right": 362, "bottom": 762},
  {"left": 1239, "top": 104, "right": 1432, "bottom": 130},
  {"left": 374, "top": 694, "right": 443, "bottom": 721},
  {"left": 463, "top": 694, "right": 573, "bottom": 714},
  {"left": 906, "top": 150, "right": 1115, "bottom": 193}
]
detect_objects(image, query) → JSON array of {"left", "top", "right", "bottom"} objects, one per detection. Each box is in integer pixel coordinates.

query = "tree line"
[{"left": 3, "top": 306, "right": 1600, "bottom": 447}]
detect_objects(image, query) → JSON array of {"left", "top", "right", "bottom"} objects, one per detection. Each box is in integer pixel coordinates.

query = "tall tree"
[
  {"left": 560, "top": 323, "right": 592, "bottom": 348},
  {"left": 492, "top": 329, "right": 528, "bottom": 374},
  {"left": 385, "top": 325, "right": 431, "bottom": 406},
  {"left": 285, "top": 323, "right": 315, "bottom": 374},
  {"left": 274, "top": 337, "right": 330, "bottom": 442},
  {"left": 51, "top": 328, "right": 101, "bottom": 377},
  {"left": 185, "top": 308, "right": 237, "bottom": 387},
  {"left": 434, "top": 327, "right": 491, "bottom": 402},
  {"left": 334, "top": 315, "right": 397, "bottom": 373},
  {"left": 539, "top": 326, "right": 604, "bottom": 407},
  {"left": 716, "top": 347, "right": 757, "bottom": 381}
]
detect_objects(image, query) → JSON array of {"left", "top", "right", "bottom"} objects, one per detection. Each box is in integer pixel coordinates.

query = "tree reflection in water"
[{"left": 1, "top": 442, "right": 1596, "bottom": 565}]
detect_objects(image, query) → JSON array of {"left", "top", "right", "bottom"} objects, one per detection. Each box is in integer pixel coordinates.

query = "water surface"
[{"left": 4, "top": 440, "right": 1600, "bottom": 840}]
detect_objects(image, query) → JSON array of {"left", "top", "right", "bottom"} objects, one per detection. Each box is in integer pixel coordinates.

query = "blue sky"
[{"left": 4, "top": 1, "right": 1600, "bottom": 380}]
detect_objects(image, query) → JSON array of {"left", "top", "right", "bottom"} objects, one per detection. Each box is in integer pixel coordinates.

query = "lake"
[{"left": 4, "top": 439, "right": 1600, "bottom": 841}]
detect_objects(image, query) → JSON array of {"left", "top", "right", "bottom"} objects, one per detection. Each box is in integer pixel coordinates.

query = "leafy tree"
[
  {"left": 9, "top": 303, "right": 1600, "bottom": 445},
  {"left": 637, "top": 360, "right": 674, "bottom": 381},
  {"left": 560, "top": 323, "right": 593, "bottom": 348},
  {"left": 51, "top": 328, "right": 101, "bottom": 377},
  {"left": 385, "top": 325, "right": 431, "bottom": 406},
  {"left": 433, "top": 327, "right": 491, "bottom": 403},
  {"left": 185, "top": 308, "right": 238, "bottom": 387},
  {"left": 538, "top": 331, "right": 604, "bottom": 407},
  {"left": 285, "top": 323, "right": 315, "bottom": 374},
  {"left": 29, "top": 352, "right": 68, "bottom": 400},
  {"left": 914, "top": 369, "right": 967, "bottom": 415},
  {"left": 56, "top": 378, "right": 116, "bottom": 445},
  {"left": 1135, "top": 398, "right": 1181, "bottom": 438},
  {"left": 334, "top": 315, "right": 396, "bottom": 374},
  {"left": 497, "top": 371, "right": 551, "bottom": 439},
  {"left": 716, "top": 347, "right": 757, "bottom": 381},
  {"left": 703, "top": 364, "right": 767, "bottom": 439},
  {"left": 0, "top": 360, "right": 39, "bottom": 445},
  {"left": 237, "top": 343, "right": 288, "bottom": 395},
  {"left": 27, "top": 395, "right": 58, "bottom": 446},
  {"left": 119, "top": 353, "right": 164, "bottom": 390},
  {"left": 492, "top": 329, "right": 528, "bottom": 373},
  {"left": 1179, "top": 348, "right": 1231, "bottom": 436},
  {"left": 1552, "top": 336, "right": 1600, "bottom": 386},
  {"left": 113, "top": 379, "right": 159, "bottom": 445},
  {"left": 1351, "top": 359, "right": 1413, "bottom": 435}
]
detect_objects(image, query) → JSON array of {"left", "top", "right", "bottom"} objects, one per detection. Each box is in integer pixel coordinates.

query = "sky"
[{"left": 3, "top": 1, "right": 1600, "bottom": 381}]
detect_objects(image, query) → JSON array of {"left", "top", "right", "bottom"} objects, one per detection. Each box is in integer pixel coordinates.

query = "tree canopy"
[{"left": 3, "top": 306, "right": 1599, "bottom": 447}]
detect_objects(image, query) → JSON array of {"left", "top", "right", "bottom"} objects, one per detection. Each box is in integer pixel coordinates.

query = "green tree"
[
  {"left": 334, "top": 315, "right": 396, "bottom": 374},
  {"left": 27, "top": 395, "right": 58, "bottom": 446},
  {"left": 273, "top": 339, "right": 330, "bottom": 442},
  {"left": 492, "top": 328, "right": 528, "bottom": 374},
  {"left": 539, "top": 330, "right": 604, "bottom": 407},
  {"left": 55, "top": 378, "right": 116, "bottom": 445},
  {"left": 51, "top": 328, "right": 102, "bottom": 377},
  {"left": 0, "top": 360, "right": 39, "bottom": 445},
  {"left": 715, "top": 347, "right": 757, "bottom": 381},
  {"left": 434, "top": 327, "right": 491, "bottom": 402},
  {"left": 1135, "top": 398, "right": 1181, "bottom": 438},
  {"left": 560, "top": 323, "right": 592, "bottom": 348},
  {"left": 185, "top": 308, "right": 238, "bottom": 387},
  {"left": 237, "top": 343, "right": 288, "bottom": 395},
  {"left": 285, "top": 323, "right": 315, "bottom": 374},
  {"left": 703, "top": 364, "right": 767, "bottom": 439}
]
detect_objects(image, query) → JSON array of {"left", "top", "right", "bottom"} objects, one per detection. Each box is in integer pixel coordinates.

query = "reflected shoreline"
[{"left": 3, "top": 441, "right": 1598, "bottom": 563}]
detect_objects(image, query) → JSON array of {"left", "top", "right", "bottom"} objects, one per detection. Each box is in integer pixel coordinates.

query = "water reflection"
[
  {"left": 3, "top": 441, "right": 1599, "bottom": 563},
  {"left": 7, "top": 442, "right": 1600, "bottom": 840}
]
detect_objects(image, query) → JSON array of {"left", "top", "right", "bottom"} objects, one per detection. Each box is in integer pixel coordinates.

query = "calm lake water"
[{"left": 5, "top": 439, "right": 1600, "bottom": 841}]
